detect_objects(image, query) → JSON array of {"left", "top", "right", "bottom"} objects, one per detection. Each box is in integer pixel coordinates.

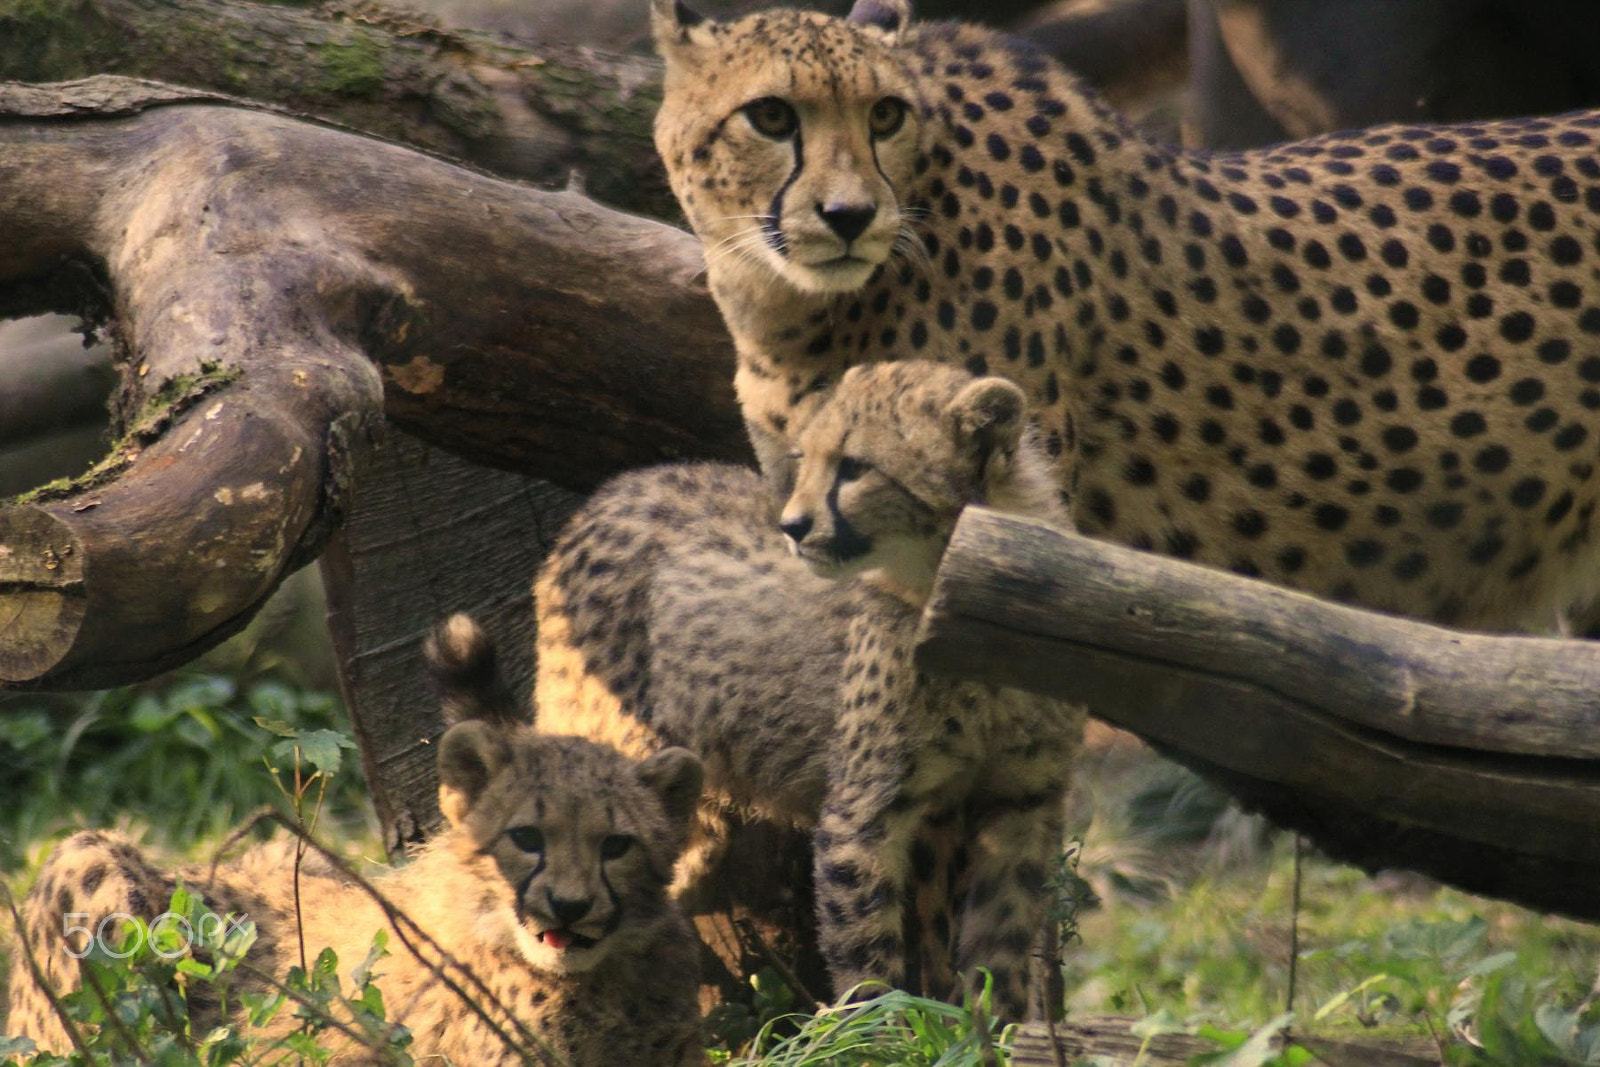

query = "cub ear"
[
  {"left": 847, "top": 0, "right": 911, "bottom": 42},
  {"left": 637, "top": 746, "right": 705, "bottom": 828},
  {"left": 651, "top": 0, "right": 715, "bottom": 59},
  {"left": 948, "top": 376, "right": 1027, "bottom": 463},
  {"left": 437, "top": 721, "right": 506, "bottom": 827}
]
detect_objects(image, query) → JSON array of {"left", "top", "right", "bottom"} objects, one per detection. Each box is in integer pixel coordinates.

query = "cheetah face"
[
  {"left": 652, "top": 0, "right": 926, "bottom": 294},
  {"left": 779, "top": 362, "right": 1028, "bottom": 588},
  {"left": 438, "top": 724, "right": 702, "bottom": 974}
]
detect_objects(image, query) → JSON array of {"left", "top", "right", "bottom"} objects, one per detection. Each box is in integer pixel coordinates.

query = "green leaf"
[
  {"left": 1312, "top": 973, "right": 1391, "bottom": 1022},
  {"left": 350, "top": 930, "right": 390, "bottom": 989},
  {"left": 293, "top": 729, "right": 356, "bottom": 777},
  {"left": 252, "top": 715, "right": 297, "bottom": 738},
  {"left": 1192, "top": 1013, "right": 1294, "bottom": 1067},
  {"left": 175, "top": 958, "right": 215, "bottom": 980}
]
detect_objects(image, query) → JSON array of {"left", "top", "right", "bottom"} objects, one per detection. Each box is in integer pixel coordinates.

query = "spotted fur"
[
  {"left": 535, "top": 362, "right": 1086, "bottom": 1017},
  {"left": 6, "top": 618, "right": 705, "bottom": 1066},
  {"left": 655, "top": 0, "right": 1600, "bottom": 631}
]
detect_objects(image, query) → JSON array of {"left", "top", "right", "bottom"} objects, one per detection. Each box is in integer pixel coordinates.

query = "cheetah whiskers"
[
  {"left": 696, "top": 223, "right": 777, "bottom": 279},
  {"left": 891, "top": 220, "right": 933, "bottom": 283}
]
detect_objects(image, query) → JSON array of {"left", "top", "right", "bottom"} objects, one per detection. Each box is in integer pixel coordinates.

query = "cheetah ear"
[
  {"left": 437, "top": 721, "right": 507, "bottom": 827},
  {"left": 847, "top": 0, "right": 911, "bottom": 42},
  {"left": 948, "top": 376, "right": 1027, "bottom": 463},
  {"left": 637, "top": 746, "right": 704, "bottom": 828},
  {"left": 651, "top": 0, "right": 715, "bottom": 60}
]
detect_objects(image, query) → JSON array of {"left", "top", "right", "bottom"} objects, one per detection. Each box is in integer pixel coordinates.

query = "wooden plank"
[
  {"left": 320, "top": 428, "right": 582, "bottom": 854},
  {"left": 921, "top": 510, "right": 1600, "bottom": 759},
  {"left": 1011, "top": 1018, "right": 1436, "bottom": 1066},
  {"left": 916, "top": 508, "right": 1600, "bottom": 917}
]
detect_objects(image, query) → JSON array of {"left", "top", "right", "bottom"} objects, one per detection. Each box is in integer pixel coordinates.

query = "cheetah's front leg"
[
  {"left": 813, "top": 726, "right": 932, "bottom": 1000},
  {"left": 952, "top": 772, "right": 1070, "bottom": 1020}
]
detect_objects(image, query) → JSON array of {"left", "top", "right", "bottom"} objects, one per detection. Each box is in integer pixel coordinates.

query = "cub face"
[
  {"left": 651, "top": 0, "right": 926, "bottom": 294},
  {"left": 439, "top": 726, "right": 702, "bottom": 973},
  {"left": 428, "top": 616, "right": 703, "bottom": 975},
  {"left": 778, "top": 362, "right": 1027, "bottom": 583}
]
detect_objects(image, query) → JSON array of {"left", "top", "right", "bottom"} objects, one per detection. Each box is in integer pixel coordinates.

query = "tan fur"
[
  {"left": 7, "top": 619, "right": 705, "bottom": 1066},
  {"left": 655, "top": 0, "right": 1600, "bottom": 633},
  {"left": 535, "top": 363, "right": 1086, "bottom": 1017}
]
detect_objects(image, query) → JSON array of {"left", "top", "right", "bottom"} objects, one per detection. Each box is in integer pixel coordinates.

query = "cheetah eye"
[
  {"left": 600, "top": 834, "right": 634, "bottom": 860},
  {"left": 507, "top": 826, "right": 544, "bottom": 853},
  {"left": 837, "top": 456, "right": 871, "bottom": 482},
  {"left": 868, "top": 97, "right": 908, "bottom": 139},
  {"left": 744, "top": 97, "right": 799, "bottom": 140}
]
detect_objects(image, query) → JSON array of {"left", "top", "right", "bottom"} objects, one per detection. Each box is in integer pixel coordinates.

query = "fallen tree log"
[
  {"left": 1011, "top": 1017, "right": 1435, "bottom": 1067},
  {"left": 916, "top": 508, "right": 1600, "bottom": 919},
  {"left": 0, "top": 78, "right": 745, "bottom": 690}
]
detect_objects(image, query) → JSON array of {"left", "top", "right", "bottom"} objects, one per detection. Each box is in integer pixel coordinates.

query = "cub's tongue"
[{"left": 541, "top": 930, "right": 573, "bottom": 951}]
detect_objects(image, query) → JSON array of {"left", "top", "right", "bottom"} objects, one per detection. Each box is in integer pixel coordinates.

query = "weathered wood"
[
  {"left": 0, "top": 0, "right": 677, "bottom": 219},
  {"left": 1011, "top": 1017, "right": 1436, "bottom": 1066},
  {"left": 916, "top": 508, "right": 1600, "bottom": 917},
  {"left": 0, "top": 80, "right": 745, "bottom": 690}
]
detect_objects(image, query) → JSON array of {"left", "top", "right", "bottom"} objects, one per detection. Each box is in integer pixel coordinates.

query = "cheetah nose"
[
  {"left": 547, "top": 892, "right": 593, "bottom": 926},
  {"left": 779, "top": 514, "right": 814, "bottom": 543},
  {"left": 817, "top": 202, "right": 877, "bottom": 243}
]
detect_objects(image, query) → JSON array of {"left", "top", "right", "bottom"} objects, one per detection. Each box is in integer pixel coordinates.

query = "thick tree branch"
[
  {"left": 0, "top": 0, "right": 675, "bottom": 218},
  {"left": 0, "top": 80, "right": 743, "bottom": 689},
  {"left": 917, "top": 508, "right": 1600, "bottom": 918}
]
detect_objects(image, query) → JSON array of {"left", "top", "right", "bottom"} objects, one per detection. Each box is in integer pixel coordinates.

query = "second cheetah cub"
[
  {"left": 535, "top": 361, "right": 1086, "bottom": 1018},
  {"left": 6, "top": 615, "right": 706, "bottom": 1066}
]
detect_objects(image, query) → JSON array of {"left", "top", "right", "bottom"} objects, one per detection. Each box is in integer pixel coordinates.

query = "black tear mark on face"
[
  {"left": 826, "top": 473, "right": 875, "bottom": 561},
  {"left": 766, "top": 129, "right": 806, "bottom": 257}
]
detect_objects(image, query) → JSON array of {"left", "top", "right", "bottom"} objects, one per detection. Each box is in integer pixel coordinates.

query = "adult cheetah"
[{"left": 654, "top": 0, "right": 1600, "bottom": 630}]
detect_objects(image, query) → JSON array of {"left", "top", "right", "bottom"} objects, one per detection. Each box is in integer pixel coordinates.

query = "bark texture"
[
  {"left": 0, "top": 80, "right": 744, "bottom": 690},
  {"left": 0, "top": 0, "right": 678, "bottom": 218},
  {"left": 917, "top": 508, "right": 1600, "bottom": 919}
]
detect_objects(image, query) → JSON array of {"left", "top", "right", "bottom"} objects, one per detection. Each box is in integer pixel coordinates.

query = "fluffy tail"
[{"left": 423, "top": 613, "right": 523, "bottom": 726}]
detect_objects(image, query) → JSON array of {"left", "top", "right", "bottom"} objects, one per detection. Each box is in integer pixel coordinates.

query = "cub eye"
[
  {"left": 745, "top": 97, "right": 799, "bottom": 140},
  {"left": 600, "top": 835, "right": 634, "bottom": 860},
  {"left": 837, "top": 456, "right": 871, "bottom": 482},
  {"left": 507, "top": 826, "right": 544, "bottom": 853},
  {"left": 868, "top": 97, "right": 908, "bottom": 139}
]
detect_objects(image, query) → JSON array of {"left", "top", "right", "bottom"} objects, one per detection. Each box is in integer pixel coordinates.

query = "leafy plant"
[
  {"left": 1, "top": 882, "right": 411, "bottom": 1065},
  {"left": 0, "top": 675, "right": 370, "bottom": 873}
]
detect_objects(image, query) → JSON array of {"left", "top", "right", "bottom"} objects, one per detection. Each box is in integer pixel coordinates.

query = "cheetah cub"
[
  {"left": 536, "top": 361, "right": 1087, "bottom": 1017},
  {"left": 5, "top": 615, "right": 706, "bottom": 1066}
]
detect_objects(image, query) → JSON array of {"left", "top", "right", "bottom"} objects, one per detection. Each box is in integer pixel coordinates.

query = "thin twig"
[
  {"left": 292, "top": 748, "right": 308, "bottom": 977},
  {"left": 733, "top": 916, "right": 821, "bottom": 1013},
  {"left": 79, "top": 954, "right": 155, "bottom": 1062},
  {"left": 1044, "top": 1011, "right": 1068, "bottom": 1067},
  {"left": 1286, "top": 833, "right": 1304, "bottom": 1027},
  {"left": 2, "top": 888, "right": 96, "bottom": 1061}
]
